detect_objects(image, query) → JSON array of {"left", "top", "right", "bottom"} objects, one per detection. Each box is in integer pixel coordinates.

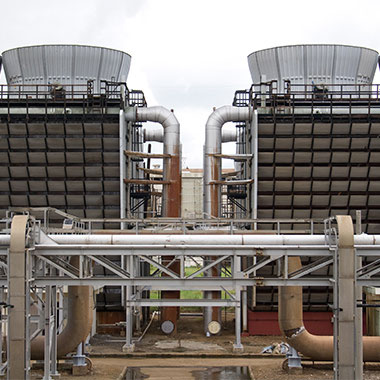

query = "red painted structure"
[{"left": 247, "top": 311, "right": 366, "bottom": 336}]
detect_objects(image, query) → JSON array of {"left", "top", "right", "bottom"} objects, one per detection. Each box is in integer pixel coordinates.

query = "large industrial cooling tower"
[
  {"left": 2, "top": 44, "right": 131, "bottom": 92},
  {"left": 248, "top": 44, "right": 378, "bottom": 92}
]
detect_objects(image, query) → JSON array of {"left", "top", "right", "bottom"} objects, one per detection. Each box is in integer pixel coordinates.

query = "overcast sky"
[{"left": 1, "top": 0, "right": 380, "bottom": 168}]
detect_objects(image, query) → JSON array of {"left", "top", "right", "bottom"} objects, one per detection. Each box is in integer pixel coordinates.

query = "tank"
[
  {"left": 1, "top": 44, "right": 131, "bottom": 92},
  {"left": 248, "top": 44, "right": 378, "bottom": 93}
]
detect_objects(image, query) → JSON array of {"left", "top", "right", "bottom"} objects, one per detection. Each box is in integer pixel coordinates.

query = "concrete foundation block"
[
  {"left": 122, "top": 343, "right": 135, "bottom": 353},
  {"left": 232, "top": 343, "right": 244, "bottom": 353},
  {"left": 72, "top": 365, "right": 88, "bottom": 376},
  {"left": 288, "top": 367, "right": 303, "bottom": 374}
]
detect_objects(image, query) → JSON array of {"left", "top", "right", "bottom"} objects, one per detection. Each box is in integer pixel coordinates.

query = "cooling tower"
[
  {"left": 248, "top": 44, "right": 378, "bottom": 92},
  {"left": 1, "top": 44, "right": 131, "bottom": 92}
]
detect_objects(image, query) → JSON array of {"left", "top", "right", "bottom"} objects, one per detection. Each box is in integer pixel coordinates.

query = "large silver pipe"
[
  {"left": 124, "top": 106, "right": 181, "bottom": 217},
  {"left": 119, "top": 110, "right": 127, "bottom": 228},
  {"left": 125, "top": 105, "right": 181, "bottom": 330},
  {"left": 221, "top": 129, "right": 237, "bottom": 143},
  {"left": 144, "top": 128, "right": 164, "bottom": 143},
  {"left": 43, "top": 233, "right": 380, "bottom": 246},
  {"left": 204, "top": 106, "right": 251, "bottom": 217},
  {"left": 2, "top": 233, "right": 380, "bottom": 246}
]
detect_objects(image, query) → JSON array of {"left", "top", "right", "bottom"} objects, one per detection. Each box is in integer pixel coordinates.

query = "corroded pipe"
[
  {"left": 278, "top": 256, "right": 380, "bottom": 362},
  {"left": 125, "top": 106, "right": 181, "bottom": 331}
]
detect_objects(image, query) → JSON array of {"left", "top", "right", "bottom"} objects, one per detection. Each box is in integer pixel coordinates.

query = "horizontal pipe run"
[
  {"left": 31, "top": 234, "right": 380, "bottom": 246},
  {"left": 2, "top": 234, "right": 380, "bottom": 248},
  {"left": 31, "top": 278, "right": 333, "bottom": 287}
]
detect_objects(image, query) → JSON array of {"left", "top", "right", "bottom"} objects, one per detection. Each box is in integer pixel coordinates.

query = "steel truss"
[{"left": 1, "top": 215, "right": 380, "bottom": 378}]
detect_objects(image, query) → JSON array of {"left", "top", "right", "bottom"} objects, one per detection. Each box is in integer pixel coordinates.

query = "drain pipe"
[
  {"left": 203, "top": 106, "right": 251, "bottom": 334},
  {"left": 125, "top": 106, "right": 181, "bottom": 333}
]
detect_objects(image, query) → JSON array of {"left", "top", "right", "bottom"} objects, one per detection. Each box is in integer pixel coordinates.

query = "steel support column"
[
  {"left": 336, "top": 215, "right": 360, "bottom": 380},
  {"left": 8, "top": 215, "right": 29, "bottom": 380},
  {"left": 123, "top": 255, "right": 134, "bottom": 352}
]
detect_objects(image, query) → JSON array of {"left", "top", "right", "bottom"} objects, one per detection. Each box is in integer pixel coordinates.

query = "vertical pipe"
[
  {"left": 124, "top": 106, "right": 181, "bottom": 333},
  {"left": 203, "top": 105, "right": 251, "bottom": 334},
  {"left": 251, "top": 109, "right": 258, "bottom": 225},
  {"left": 119, "top": 85, "right": 127, "bottom": 307},
  {"left": 119, "top": 109, "right": 127, "bottom": 229}
]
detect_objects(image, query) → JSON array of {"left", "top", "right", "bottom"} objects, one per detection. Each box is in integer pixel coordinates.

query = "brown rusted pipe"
[
  {"left": 278, "top": 256, "right": 380, "bottom": 361},
  {"left": 203, "top": 106, "right": 251, "bottom": 332},
  {"left": 125, "top": 106, "right": 181, "bottom": 331},
  {"left": 31, "top": 258, "right": 93, "bottom": 359}
]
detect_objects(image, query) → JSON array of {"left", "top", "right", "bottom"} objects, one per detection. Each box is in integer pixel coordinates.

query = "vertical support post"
[
  {"left": 355, "top": 211, "right": 363, "bottom": 379},
  {"left": 333, "top": 245, "right": 339, "bottom": 380},
  {"left": 0, "top": 288, "right": 4, "bottom": 376},
  {"left": 233, "top": 254, "right": 244, "bottom": 352},
  {"left": 123, "top": 254, "right": 135, "bottom": 352},
  {"left": 50, "top": 286, "right": 58, "bottom": 377},
  {"left": 242, "top": 287, "right": 248, "bottom": 333},
  {"left": 43, "top": 286, "right": 52, "bottom": 380},
  {"left": 8, "top": 215, "right": 29, "bottom": 380},
  {"left": 336, "top": 215, "right": 360, "bottom": 380}
]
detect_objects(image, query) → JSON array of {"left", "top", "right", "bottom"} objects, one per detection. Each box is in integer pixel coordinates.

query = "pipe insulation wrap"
[
  {"left": 123, "top": 105, "right": 181, "bottom": 217},
  {"left": 125, "top": 106, "right": 179, "bottom": 154},
  {"left": 144, "top": 128, "right": 164, "bottom": 143},
  {"left": 222, "top": 129, "right": 237, "bottom": 143},
  {"left": 204, "top": 106, "right": 251, "bottom": 217},
  {"left": 2, "top": 233, "right": 380, "bottom": 246}
]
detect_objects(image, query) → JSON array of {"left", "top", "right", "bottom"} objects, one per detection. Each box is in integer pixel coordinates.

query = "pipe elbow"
[
  {"left": 124, "top": 106, "right": 137, "bottom": 122},
  {"left": 205, "top": 106, "right": 251, "bottom": 143}
]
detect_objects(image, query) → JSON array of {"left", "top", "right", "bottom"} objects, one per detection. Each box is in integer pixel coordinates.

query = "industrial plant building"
[{"left": 0, "top": 43, "right": 380, "bottom": 379}]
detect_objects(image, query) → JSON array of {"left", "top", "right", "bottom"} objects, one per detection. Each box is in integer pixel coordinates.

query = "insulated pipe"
[
  {"left": 144, "top": 128, "right": 164, "bottom": 143},
  {"left": 221, "top": 129, "right": 237, "bottom": 143},
  {"left": 203, "top": 106, "right": 251, "bottom": 333},
  {"left": 125, "top": 106, "right": 181, "bottom": 331},
  {"left": 31, "top": 257, "right": 93, "bottom": 360},
  {"left": 124, "top": 106, "right": 181, "bottom": 217},
  {"left": 279, "top": 257, "right": 380, "bottom": 362},
  {"left": 204, "top": 106, "right": 251, "bottom": 217},
  {"left": 1, "top": 233, "right": 379, "bottom": 246},
  {"left": 120, "top": 109, "right": 127, "bottom": 228}
]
